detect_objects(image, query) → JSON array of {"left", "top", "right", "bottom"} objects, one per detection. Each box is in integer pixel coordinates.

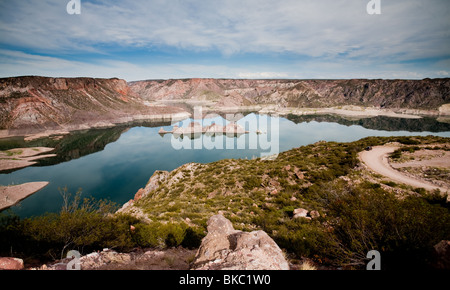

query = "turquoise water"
[{"left": 1, "top": 113, "right": 449, "bottom": 218}]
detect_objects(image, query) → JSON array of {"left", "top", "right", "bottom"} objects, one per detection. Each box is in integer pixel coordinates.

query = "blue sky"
[{"left": 0, "top": 0, "right": 449, "bottom": 81}]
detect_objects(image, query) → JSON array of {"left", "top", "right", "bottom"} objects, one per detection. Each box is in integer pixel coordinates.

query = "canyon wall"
[
  {"left": 130, "top": 78, "right": 450, "bottom": 111},
  {"left": 2, "top": 76, "right": 449, "bottom": 132},
  {"left": 0, "top": 76, "right": 184, "bottom": 132}
]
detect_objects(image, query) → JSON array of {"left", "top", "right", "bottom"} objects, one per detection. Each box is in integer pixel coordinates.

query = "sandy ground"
[
  {"left": 391, "top": 149, "right": 450, "bottom": 169},
  {"left": 359, "top": 145, "right": 449, "bottom": 194},
  {"left": 0, "top": 182, "right": 49, "bottom": 211},
  {"left": 0, "top": 147, "right": 56, "bottom": 172}
]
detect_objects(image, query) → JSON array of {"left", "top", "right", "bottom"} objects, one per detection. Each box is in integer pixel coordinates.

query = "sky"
[{"left": 0, "top": 0, "right": 449, "bottom": 81}]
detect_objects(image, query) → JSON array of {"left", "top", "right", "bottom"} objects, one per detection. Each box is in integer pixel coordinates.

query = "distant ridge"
[{"left": 129, "top": 78, "right": 450, "bottom": 111}]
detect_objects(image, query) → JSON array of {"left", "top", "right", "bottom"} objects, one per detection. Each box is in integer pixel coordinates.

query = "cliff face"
[
  {"left": 2, "top": 76, "right": 449, "bottom": 132},
  {"left": 129, "top": 78, "right": 450, "bottom": 110},
  {"left": 0, "top": 76, "right": 182, "bottom": 131}
]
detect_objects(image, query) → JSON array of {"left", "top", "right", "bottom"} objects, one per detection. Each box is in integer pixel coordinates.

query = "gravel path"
[{"left": 359, "top": 145, "right": 449, "bottom": 194}]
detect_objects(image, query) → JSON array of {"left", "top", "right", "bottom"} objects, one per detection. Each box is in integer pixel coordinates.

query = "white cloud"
[
  {"left": 0, "top": 0, "right": 449, "bottom": 80},
  {"left": 0, "top": 49, "right": 440, "bottom": 81},
  {"left": 436, "top": 71, "right": 449, "bottom": 76},
  {"left": 237, "top": 72, "right": 289, "bottom": 79},
  {"left": 0, "top": 49, "right": 241, "bottom": 80},
  {"left": 1, "top": 0, "right": 449, "bottom": 61}
]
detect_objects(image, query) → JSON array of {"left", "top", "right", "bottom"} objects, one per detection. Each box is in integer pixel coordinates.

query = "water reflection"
[{"left": 285, "top": 114, "right": 450, "bottom": 132}]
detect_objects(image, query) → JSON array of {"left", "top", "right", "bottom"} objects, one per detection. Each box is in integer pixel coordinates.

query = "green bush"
[
  {"left": 395, "top": 136, "right": 420, "bottom": 145},
  {"left": 390, "top": 149, "right": 402, "bottom": 159},
  {"left": 242, "top": 175, "right": 261, "bottom": 190},
  {"left": 324, "top": 182, "right": 450, "bottom": 267},
  {"left": 134, "top": 222, "right": 204, "bottom": 249},
  {"left": 0, "top": 209, "right": 139, "bottom": 262}
]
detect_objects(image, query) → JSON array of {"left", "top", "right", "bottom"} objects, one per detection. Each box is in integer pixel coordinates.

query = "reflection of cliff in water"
[
  {"left": 286, "top": 114, "right": 450, "bottom": 132},
  {"left": 0, "top": 121, "right": 173, "bottom": 169}
]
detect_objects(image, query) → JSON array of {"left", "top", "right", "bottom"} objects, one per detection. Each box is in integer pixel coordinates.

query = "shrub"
[
  {"left": 134, "top": 222, "right": 204, "bottom": 249},
  {"left": 242, "top": 175, "right": 261, "bottom": 190},
  {"left": 390, "top": 149, "right": 402, "bottom": 159},
  {"left": 396, "top": 136, "right": 420, "bottom": 145},
  {"left": 325, "top": 182, "right": 450, "bottom": 268}
]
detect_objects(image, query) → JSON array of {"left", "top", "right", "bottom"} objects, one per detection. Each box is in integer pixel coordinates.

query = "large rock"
[
  {"left": 293, "top": 208, "right": 309, "bottom": 219},
  {"left": 0, "top": 257, "right": 24, "bottom": 270},
  {"left": 192, "top": 214, "right": 289, "bottom": 270}
]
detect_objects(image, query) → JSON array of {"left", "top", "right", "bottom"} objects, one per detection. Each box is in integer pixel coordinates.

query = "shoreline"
[
  {"left": 0, "top": 105, "right": 448, "bottom": 141},
  {"left": 0, "top": 182, "right": 49, "bottom": 211},
  {"left": 0, "top": 112, "right": 191, "bottom": 141},
  {"left": 0, "top": 147, "right": 56, "bottom": 172},
  {"left": 154, "top": 101, "right": 446, "bottom": 119}
]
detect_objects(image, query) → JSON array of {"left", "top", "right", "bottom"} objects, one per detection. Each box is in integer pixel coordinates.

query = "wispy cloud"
[
  {"left": 238, "top": 72, "right": 289, "bottom": 79},
  {"left": 0, "top": 0, "right": 449, "bottom": 80}
]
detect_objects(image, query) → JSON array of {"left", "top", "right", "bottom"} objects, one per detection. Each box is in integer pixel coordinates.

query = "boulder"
[
  {"left": 294, "top": 168, "right": 304, "bottom": 180},
  {"left": 133, "top": 188, "right": 145, "bottom": 201},
  {"left": 192, "top": 214, "right": 289, "bottom": 270},
  {"left": 0, "top": 257, "right": 24, "bottom": 270},
  {"left": 293, "top": 208, "right": 308, "bottom": 219},
  {"left": 310, "top": 210, "right": 320, "bottom": 219}
]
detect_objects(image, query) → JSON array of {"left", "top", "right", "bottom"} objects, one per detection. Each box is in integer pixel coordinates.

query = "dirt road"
[{"left": 359, "top": 145, "right": 449, "bottom": 194}]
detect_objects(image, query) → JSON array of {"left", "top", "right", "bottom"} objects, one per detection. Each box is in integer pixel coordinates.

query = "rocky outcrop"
[
  {"left": 191, "top": 214, "right": 290, "bottom": 270},
  {"left": 130, "top": 78, "right": 450, "bottom": 113},
  {"left": 117, "top": 170, "right": 170, "bottom": 222},
  {"left": 0, "top": 257, "right": 24, "bottom": 270},
  {"left": 33, "top": 248, "right": 196, "bottom": 270},
  {"left": 134, "top": 170, "right": 170, "bottom": 202},
  {"left": 117, "top": 163, "right": 202, "bottom": 220}
]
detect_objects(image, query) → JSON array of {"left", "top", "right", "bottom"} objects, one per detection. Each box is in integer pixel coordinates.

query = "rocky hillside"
[
  {"left": 129, "top": 78, "right": 450, "bottom": 111},
  {"left": 1, "top": 136, "right": 449, "bottom": 269},
  {"left": 118, "top": 135, "right": 450, "bottom": 269},
  {"left": 0, "top": 76, "right": 185, "bottom": 132}
]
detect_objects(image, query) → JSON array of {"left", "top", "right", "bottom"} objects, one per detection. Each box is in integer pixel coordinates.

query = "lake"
[{"left": 1, "top": 113, "right": 450, "bottom": 218}]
